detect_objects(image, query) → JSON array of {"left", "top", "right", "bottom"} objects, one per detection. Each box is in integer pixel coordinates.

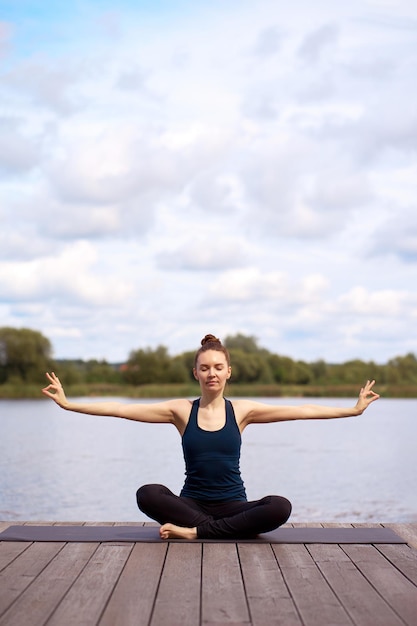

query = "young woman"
[{"left": 42, "top": 334, "right": 379, "bottom": 540}]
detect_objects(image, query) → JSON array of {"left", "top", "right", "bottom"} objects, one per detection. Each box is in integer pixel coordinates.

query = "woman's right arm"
[{"left": 41, "top": 372, "right": 186, "bottom": 425}]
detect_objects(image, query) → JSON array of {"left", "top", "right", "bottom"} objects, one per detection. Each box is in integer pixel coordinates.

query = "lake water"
[{"left": 1, "top": 397, "right": 416, "bottom": 523}]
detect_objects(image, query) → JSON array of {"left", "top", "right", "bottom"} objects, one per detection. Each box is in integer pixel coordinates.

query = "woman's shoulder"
[
  {"left": 166, "top": 398, "right": 196, "bottom": 435},
  {"left": 228, "top": 398, "right": 261, "bottom": 411},
  {"left": 167, "top": 398, "right": 195, "bottom": 412},
  {"left": 228, "top": 398, "right": 270, "bottom": 429},
  {"left": 227, "top": 398, "right": 255, "bottom": 416}
]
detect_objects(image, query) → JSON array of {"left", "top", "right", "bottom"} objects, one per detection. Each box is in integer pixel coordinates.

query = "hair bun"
[
  {"left": 201, "top": 334, "right": 222, "bottom": 346},
  {"left": 195, "top": 333, "right": 230, "bottom": 367}
]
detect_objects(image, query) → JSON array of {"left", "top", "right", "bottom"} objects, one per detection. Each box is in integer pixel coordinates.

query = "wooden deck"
[{"left": 0, "top": 521, "right": 416, "bottom": 626}]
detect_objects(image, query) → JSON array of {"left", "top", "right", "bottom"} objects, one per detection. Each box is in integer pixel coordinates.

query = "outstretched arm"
[
  {"left": 42, "top": 372, "right": 187, "bottom": 426},
  {"left": 238, "top": 380, "right": 380, "bottom": 427}
]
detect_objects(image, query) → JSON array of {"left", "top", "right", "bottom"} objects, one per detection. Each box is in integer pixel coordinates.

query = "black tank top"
[{"left": 180, "top": 398, "right": 247, "bottom": 502}]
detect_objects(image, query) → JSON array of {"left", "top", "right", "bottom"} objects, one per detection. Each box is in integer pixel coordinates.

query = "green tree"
[
  {"left": 224, "top": 333, "right": 260, "bottom": 353},
  {"left": 387, "top": 353, "right": 417, "bottom": 383},
  {"left": 337, "top": 359, "right": 370, "bottom": 384},
  {"left": 293, "top": 361, "right": 313, "bottom": 385},
  {"left": 228, "top": 349, "right": 274, "bottom": 384},
  {"left": 180, "top": 350, "right": 198, "bottom": 382},
  {"left": 122, "top": 345, "right": 172, "bottom": 385},
  {"left": 54, "top": 360, "right": 84, "bottom": 385},
  {"left": 310, "top": 359, "right": 328, "bottom": 383},
  {"left": 267, "top": 354, "right": 292, "bottom": 383},
  {"left": 165, "top": 356, "right": 189, "bottom": 383},
  {"left": 0, "top": 327, "right": 54, "bottom": 384},
  {"left": 85, "top": 359, "right": 122, "bottom": 384},
  {"left": 267, "top": 354, "right": 313, "bottom": 384}
]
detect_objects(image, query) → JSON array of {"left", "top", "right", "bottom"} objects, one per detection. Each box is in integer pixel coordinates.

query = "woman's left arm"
[{"left": 237, "top": 380, "right": 380, "bottom": 426}]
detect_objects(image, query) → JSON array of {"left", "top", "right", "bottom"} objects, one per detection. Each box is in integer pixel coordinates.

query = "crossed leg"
[
  {"left": 136, "top": 484, "right": 292, "bottom": 540},
  {"left": 136, "top": 484, "right": 212, "bottom": 539}
]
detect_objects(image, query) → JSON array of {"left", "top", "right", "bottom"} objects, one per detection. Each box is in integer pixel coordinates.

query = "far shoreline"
[{"left": 1, "top": 382, "right": 417, "bottom": 399}]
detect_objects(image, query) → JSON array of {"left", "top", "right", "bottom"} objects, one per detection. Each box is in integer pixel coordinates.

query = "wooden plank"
[
  {"left": 201, "top": 543, "right": 250, "bottom": 625},
  {"left": 46, "top": 543, "right": 133, "bottom": 626},
  {"left": 151, "top": 542, "right": 201, "bottom": 626},
  {"left": 238, "top": 543, "right": 302, "bottom": 626},
  {"left": 387, "top": 523, "right": 417, "bottom": 549},
  {"left": 0, "top": 542, "right": 98, "bottom": 626},
  {"left": 53, "top": 521, "right": 86, "bottom": 526},
  {"left": 321, "top": 523, "right": 354, "bottom": 528},
  {"left": 375, "top": 543, "right": 417, "bottom": 585},
  {"left": 291, "top": 523, "right": 323, "bottom": 528},
  {"left": 272, "top": 543, "right": 352, "bottom": 626},
  {"left": 99, "top": 543, "right": 168, "bottom": 626},
  {"left": 308, "top": 543, "right": 404, "bottom": 626},
  {"left": 0, "top": 542, "right": 64, "bottom": 618},
  {"left": 342, "top": 543, "right": 417, "bottom": 625},
  {"left": 0, "top": 542, "right": 31, "bottom": 572}
]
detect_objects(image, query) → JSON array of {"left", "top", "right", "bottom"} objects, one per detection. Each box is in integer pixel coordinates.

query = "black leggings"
[{"left": 136, "top": 484, "right": 292, "bottom": 539}]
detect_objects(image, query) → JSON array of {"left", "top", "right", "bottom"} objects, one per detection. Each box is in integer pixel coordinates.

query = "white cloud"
[
  {"left": 0, "top": 228, "right": 52, "bottom": 261},
  {"left": 0, "top": 0, "right": 416, "bottom": 364},
  {"left": 4, "top": 59, "right": 81, "bottom": 115},
  {"left": 0, "top": 241, "right": 133, "bottom": 306},
  {"left": 309, "top": 169, "right": 372, "bottom": 211},
  {"left": 370, "top": 206, "right": 417, "bottom": 261},
  {"left": 156, "top": 236, "right": 247, "bottom": 271},
  {"left": 0, "top": 117, "right": 41, "bottom": 173},
  {"left": 209, "top": 268, "right": 301, "bottom": 303},
  {"left": 297, "top": 23, "right": 340, "bottom": 64},
  {"left": 0, "top": 21, "right": 12, "bottom": 59},
  {"left": 336, "top": 287, "right": 412, "bottom": 316}
]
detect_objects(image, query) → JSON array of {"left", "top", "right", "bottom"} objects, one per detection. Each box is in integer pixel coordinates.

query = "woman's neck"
[{"left": 199, "top": 389, "right": 225, "bottom": 409}]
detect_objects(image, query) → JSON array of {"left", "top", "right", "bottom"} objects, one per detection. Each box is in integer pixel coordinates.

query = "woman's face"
[{"left": 193, "top": 350, "right": 231, "bottom": 392}]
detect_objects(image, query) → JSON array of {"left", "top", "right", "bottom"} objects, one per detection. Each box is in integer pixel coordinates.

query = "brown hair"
[{"left": 194, "top": 334, "right": 231, "bottom": 367}]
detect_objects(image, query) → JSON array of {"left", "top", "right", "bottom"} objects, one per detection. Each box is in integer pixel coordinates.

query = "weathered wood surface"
[{"left": 0, "top": 522, "right": 416, "bottom": 626}]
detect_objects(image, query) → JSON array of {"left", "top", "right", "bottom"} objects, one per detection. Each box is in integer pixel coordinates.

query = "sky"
[{"left": 1, "top": 0, "right": 416, "bottom": 364}]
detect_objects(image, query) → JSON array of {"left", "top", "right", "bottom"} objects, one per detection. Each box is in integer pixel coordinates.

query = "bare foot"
[{"left": 160, "top": 523, "right": 197, "bottom": 540}]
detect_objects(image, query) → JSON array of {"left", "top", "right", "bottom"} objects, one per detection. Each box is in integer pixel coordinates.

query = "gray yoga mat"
[{"left": 0, "top": 525, "right": 405, "bottom": 543}]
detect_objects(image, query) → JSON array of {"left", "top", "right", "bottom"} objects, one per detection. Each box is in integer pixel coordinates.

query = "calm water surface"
[{"left": 1, "top": 397, "right": 416, "bottom": 522}]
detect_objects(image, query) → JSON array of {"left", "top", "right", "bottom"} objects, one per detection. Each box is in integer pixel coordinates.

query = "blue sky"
[{"left": 1, "top": 0, "right": 417, "bottom": 364}]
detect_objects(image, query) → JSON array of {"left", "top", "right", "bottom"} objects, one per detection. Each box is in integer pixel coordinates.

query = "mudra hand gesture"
[
  {"left": 42, "top": 372, "right": 68, "bottom": 408},
  {"left": 355, "top": 380, "right": 380, "bottom": 414}
]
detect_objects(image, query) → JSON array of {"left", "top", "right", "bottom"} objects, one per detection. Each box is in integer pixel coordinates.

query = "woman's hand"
[
  {"left": 42, "top": 372, "right": 69, "bottom": 408},
  {"left": 354, "top": 380, "right": 380, "bottom": 414}
]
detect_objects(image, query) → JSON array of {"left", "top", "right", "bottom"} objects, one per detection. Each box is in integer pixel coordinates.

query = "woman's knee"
[
  {"left": 267, "top": 495, "right": 292, "bottom": 524},
  {"left": 136, "top": 483, "right": 166, "bottom": 510},
  {"left": 276, "top": 495, "right": 292, "bottom": 522}
]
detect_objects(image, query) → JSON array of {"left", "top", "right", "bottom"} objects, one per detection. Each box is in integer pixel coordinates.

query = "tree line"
[{"left": 1, "top": 326, "right": 417, "bottom": 388}]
